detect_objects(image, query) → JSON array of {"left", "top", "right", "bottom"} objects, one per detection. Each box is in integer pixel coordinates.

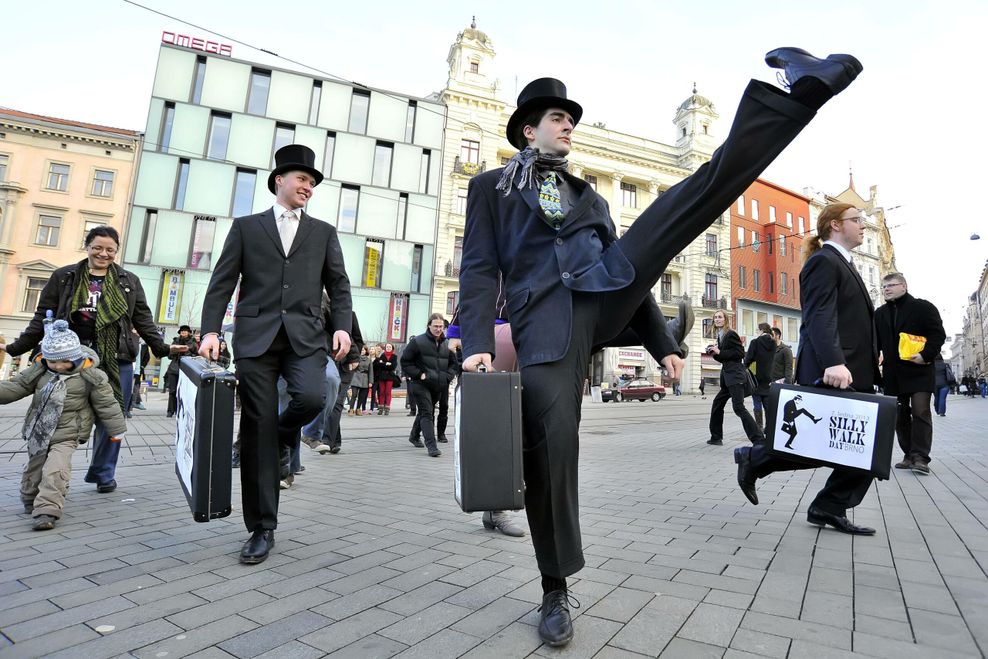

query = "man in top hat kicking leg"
[
  {"left": 199, "top": 145, "right": 352, "bottom": 564},
  {"left": 458, "top": 48, "right": 862, "bottom": 646}
]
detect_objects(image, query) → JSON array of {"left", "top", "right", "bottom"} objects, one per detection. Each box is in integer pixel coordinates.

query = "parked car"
[{"left": 601, "top": 379, "right": 666, "bottom": 402}]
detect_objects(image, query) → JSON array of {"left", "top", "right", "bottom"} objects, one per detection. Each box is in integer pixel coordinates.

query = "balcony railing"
[
  {"left": 453, "top": 156, "right": 486, "bottom": 177},
  {"left": 443, "top": 261, "right": 461, "bottom": 278},
  {"left": 701, "top": 296, "right": 728, "bottom": 309},
  {"left": 659, "top": 292, "right": 691, "bottom": 304}
]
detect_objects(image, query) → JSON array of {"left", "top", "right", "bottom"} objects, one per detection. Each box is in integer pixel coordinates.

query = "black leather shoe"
[
  {"left": 707, "top": 437, "right": 723, "bottom": 445},
  {"left": 329, "top": 446, "right": 341, "bottom": 454},
  {"left": 438, "top": 434, "right": 448, "bottom": 443},
  {"left": 538, "top": 590, "right": 577, "bottom": 647},
  {"left": 240, "top": 529, "right": 275, "bottom": 564},
  {"left": 807, "top": 506, "right": 875, "bottom": 535},
  {"left": 409, "top": 437, "right": 424, "bottom": 448},
  {"left": 427, "top": 447, "right": 442, "bottom": 457},
  {"left": 97, "top": 480, "right": 117, "bottom": 494},
  {"left": 765, "top": 47, "right": 863, "bottom": 96},
  {"left": 733, "top": 447, "right": 758, "bottom": 505}
]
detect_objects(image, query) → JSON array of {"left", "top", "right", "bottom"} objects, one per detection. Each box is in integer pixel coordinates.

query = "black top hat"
[
  {"left": 268, "top": 144, "right": 324, "bottom": 194},
  {"left": 505, "top": 78, "right": 583, "bottom": 150}
]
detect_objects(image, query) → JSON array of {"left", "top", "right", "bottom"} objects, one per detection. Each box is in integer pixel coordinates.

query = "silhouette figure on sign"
[{"left": 781, "top": 395, "right": 821, "bottom": 449}]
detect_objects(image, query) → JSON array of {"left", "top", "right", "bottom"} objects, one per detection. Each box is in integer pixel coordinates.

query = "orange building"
[
  {"left": 0, "top": 109, "right": 140, "bottom": 376},
  {"left": 729, "top": 178, "right": 809, "bottom": 352}
]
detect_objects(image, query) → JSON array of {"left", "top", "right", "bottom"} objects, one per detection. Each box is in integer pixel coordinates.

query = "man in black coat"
[
  {"left": 875, "top": 273, "right": 946, "bottom": 474},
  {"left": 736, "top": 203, "right": 881, "bottom": 536},
  {"left": 459, "top": 48, "right": 862, "bottom": 646},
  {"left": 708, "top": 310, "right": 764, "bottom": 445},
  {"left": 770, "top": 327, "right": 794, "bottom": 385},
  {"left": 199, "top": 145, "right": 352, "bottom": 564},
  {"left": 744, "top": 322, "right": 778, "bottom": 432},
  {"left": 399, "top": 314, "right": 458, "bottom": 457}
]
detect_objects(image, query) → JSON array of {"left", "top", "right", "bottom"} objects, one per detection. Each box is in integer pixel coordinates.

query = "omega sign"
[{"left": 162, "top": 31, "right": 233, "bottom": 56}]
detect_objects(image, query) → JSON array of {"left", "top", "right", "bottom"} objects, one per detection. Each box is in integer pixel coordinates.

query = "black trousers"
[
  {"left": 410, "top": 381, "right": 447, "bottom": 450},
  {"left": 234, "top": 326, "right": 327, "bottom": 531},
  {"left": 709, "top": 380, "right": 763, "bottom": 441},
  {"left": 518, "top": 81, "right": 818, "bottom": 578},
  {"left": 896, "top": 391, "right": 933, "bottom": 464},
  {"left": 410, "top": 383, "right": 449, "bottom": 442}
]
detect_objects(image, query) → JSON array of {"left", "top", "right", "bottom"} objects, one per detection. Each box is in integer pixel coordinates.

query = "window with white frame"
[
  {"left": 785, "top": 211, "right": 793, "bottom": 227},
  {"left": 750, "top": 198, "right": 759, "bottom": 220},
  {"left": 0, "top": 153, "right": 8, "bottom": 181},
  {"left": 47, "top": 163, "right": 70, "bottom": 191},
  {"left": 91, "top": 169, "right": 114, "bottom": 197},
  {"left": 23, "top": 277, "right": 48, "bottom": 313},
  {"left": 621, "top": 182, "right": 637, "bottom": 208},
  {"left": 769, "top": 205, "right": 776, "bottom": 223},
  {"left": 36, "top": 214, "right": 61, "bottom": 246},
  {"left": 737, "top": 195, "right": 745, "bottom": 215},
  {"left": 460, "top": 139, "right": 480, "bottom": 164},
  {"left": 455, "top": 188, "right": 467, "bottom": 215},
  {"left": 779, "top": 235, "right": 787, "bottom": 256},
  {"left": 80, "top": 220, "right": 103, "bottom": 249},
  {"left": 737, "top": 226, "right": 745, "bottom": 246}
]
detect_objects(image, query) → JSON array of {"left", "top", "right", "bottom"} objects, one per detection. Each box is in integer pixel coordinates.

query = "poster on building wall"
[
  {"left": 388, "top": 293, "right": 410, "bottom": 343},
  {"left": 159, "top": 270, "right": 185, "bottom": 324},
  {"left": 363, "top": 241, "right": 383, "bottom": 288}
]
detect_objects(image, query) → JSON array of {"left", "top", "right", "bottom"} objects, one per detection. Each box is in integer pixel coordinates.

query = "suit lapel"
[
  {"left": 559, "top": 175, "right": 595, "bottom": 228},
  {"left": 824, "top": 245, "right": 873, "bottom": 312},
  {"left": 288, "top": 211, "right": 316, "bottom": 257},
  {"left": 520, "top": 186, "right": 539, "bottom": 213},
  {"left": 259, "top": 208, "right": 285, "bottom": 258}
]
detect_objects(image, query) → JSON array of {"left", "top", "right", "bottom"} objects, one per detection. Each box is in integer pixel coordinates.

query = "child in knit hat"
[{"left": 0, "top": 318, "right": 127, "bottom": 530}]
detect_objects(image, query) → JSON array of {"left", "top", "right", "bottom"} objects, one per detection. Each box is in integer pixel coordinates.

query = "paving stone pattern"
[{"left": 1, "top": 390, "right": 987, "bottom": 657}]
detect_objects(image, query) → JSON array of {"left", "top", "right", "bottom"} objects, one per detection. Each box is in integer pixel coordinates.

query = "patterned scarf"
[
  {"left": 70, "top": 262, "right": 129, "bottom": 409},
  {"left": 23, "top": 372, "right": 70, "bottom": 457},
  {"left": 495, "top": 147, "right": 570, "bottom": 197}
]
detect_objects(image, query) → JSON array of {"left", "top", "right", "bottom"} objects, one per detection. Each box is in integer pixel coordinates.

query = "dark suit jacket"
[
  {"left": 875, "top": 293, "right": 946, "bottom": 395},
  {"left": 200, "top": 208, "right": 352, "bottom": 360},
  {"left": 744, "top": 333, "right": 777, "bottom": 394},
  {"left": 795, "top": 245, "right": 880, "bottom": 390},
  {"left": 714, "top": 329, "right": 747, "bottom": 387},
  {"left": 459, "top": 169, "right": 642, "bottom": 367}
]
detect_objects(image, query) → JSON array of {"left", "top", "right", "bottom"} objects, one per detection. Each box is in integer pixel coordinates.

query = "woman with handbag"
[
  {"left": 707, "top": 309, "right": 765, "bottom": 446},
  {"left": 350, "top": 346, "right": 372, "bottom": 415},
  {"left": 374, "top": 342, "right": 398, "bottom": 415}
]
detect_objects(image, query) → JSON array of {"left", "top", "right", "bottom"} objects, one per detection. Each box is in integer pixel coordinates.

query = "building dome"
[
  {"left": 678, "top": 85, "right": 715, "bottom": 112},
  {"left": 461, "top": 17, "right": 491, "bottom": 47}
]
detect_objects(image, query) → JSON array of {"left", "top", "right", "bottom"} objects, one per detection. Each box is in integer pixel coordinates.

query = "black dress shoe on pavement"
[
  {"left": 807, "top": 506, "right": 875, "bottom": 535},
  {"left": 707, "top": 437, "right": 724, "bottom": 445},
  {"left": 409, "top": 436, "right": 424, "bottom": 448},
  {"left": 765, "top": 47, "right": 863, "bottom": 96},
  {"left": 733, "top": 447, "right": 758, "bottom": 505},
  {"left": 329, "top": 446, "right": 341, "bottom": 454},
  {"left": 438, "top": 434, "right": 448, "bottom": 443},
  {"left": 240, "top": 529, "right": 275, "bottom": 564},
  {"left": 97, "top": 480, "right": 117, "bottom": 494},
  {"left": 427, "top": 447, "right": 442, "bottom": 457},
  {"left": 538, "top": 590, "right": 578, "bottom": 647}
]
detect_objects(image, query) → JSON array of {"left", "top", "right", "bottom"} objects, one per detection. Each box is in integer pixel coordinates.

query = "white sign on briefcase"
[{"left": 766, "top": 383, "right": 897, "bottom": 479}]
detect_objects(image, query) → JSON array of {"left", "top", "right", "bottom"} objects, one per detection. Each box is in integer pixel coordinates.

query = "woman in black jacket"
[
  {"left": 0, "top": 226, "right": 169, "bottom": 493},
  {"left": 399, "top": 314, "right": 458, "bottom": 457},
  {"left": 165, "top": 326, "right": 199, "bottom": 417},
  {"left": 373, "top": 342, "right": 399, "bottom": 415},
  {"left": 707, "top": 309, "right": 764, "bottom": 446}
]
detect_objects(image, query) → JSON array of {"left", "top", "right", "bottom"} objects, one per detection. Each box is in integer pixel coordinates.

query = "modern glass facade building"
[{"left": 123, "top": 43, "right": 444, "bottom": 360}]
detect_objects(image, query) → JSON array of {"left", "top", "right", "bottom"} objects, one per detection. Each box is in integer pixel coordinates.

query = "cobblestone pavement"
[{"left": 1, "top": 389, "right": 987, "bottom": 658}]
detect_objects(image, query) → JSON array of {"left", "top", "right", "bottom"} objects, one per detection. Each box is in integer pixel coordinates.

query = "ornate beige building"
[
  {"left": 0, "top": 109, "right": 140, "bottom": 377},
  {"left": 432, "top": 21, "right": 732, "bottom": 391}
]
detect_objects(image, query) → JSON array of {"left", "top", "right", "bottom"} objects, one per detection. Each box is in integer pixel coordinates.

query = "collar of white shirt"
[
  {"left": 822, "top": 239, "right": 852, "bottom": 263},
  {"left": 272, "top": 203, "right": 303, "bottom": 222}
]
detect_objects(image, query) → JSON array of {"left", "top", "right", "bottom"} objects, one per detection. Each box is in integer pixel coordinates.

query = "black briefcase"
[
  {"left": 765, "top": 383, "right": 897, "bottom": 479},
  {"left": 175, "top": 357, "right": 235, "bottom": 521},
  {"left": 453, "top": 371, "right": 524, "bottom": 512}
]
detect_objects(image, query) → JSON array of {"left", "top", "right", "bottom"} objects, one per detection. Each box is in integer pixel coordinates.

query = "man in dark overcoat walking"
[
  {"left": 458, "top": 48, "right": 863, "bottom": 646},
  {"left": 199, "top": 145, "right": 352, "bottom": 564}
]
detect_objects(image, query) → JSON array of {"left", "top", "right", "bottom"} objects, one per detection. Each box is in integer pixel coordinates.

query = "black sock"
[
  {"left": 542, "top": 574, "right": 567, "bottom": 594},
  {"left": 789, "top": 77, "right": 832, "bottom": 111}
]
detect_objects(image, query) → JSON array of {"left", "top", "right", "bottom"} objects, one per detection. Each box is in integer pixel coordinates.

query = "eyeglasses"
[
  {"left": 882, "top": 282, "right": 904, "bottom": 289},
  {"left": 842, "top": 216, "right": 866, "bottom": 224},
  {"left": 87, "top": 246, "right": 118, "bottom": 255}
]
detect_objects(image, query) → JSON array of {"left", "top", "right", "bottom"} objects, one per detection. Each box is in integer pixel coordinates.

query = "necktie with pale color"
[
  {"left": 279, "top": 210, "right": 298, "bottom": 254},
  {"left": 539, "top": 172, "right": 565, "bottom": 228}
]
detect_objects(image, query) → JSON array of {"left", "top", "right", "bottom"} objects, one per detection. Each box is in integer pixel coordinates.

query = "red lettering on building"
[{"left": 162, "top": 31, "right": 232, "bottom": 56}]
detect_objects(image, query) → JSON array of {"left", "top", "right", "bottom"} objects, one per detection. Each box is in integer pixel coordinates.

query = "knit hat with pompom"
[{"left": 41, "top": 319, "right": 84, "bottom": 362}]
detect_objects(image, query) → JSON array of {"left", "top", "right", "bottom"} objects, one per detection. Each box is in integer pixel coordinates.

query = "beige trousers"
[{"left": 21, "top": 441, "right": 76, "bottom": 518}]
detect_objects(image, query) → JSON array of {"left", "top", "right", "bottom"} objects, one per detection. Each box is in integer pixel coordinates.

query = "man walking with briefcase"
[
  {"left": 734, "top": 203, "right": 882, "bottom": 535},
  {"left": 459, "top": 49, "right": 864, "bottom": 646},
  {"left": 199, "top": 144, "right": 352, "bottom": 564}
]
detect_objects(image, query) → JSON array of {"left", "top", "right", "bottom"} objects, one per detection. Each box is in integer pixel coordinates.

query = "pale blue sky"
[{"left": 4, "top": 0, "right": 986, "bottom": 338}]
